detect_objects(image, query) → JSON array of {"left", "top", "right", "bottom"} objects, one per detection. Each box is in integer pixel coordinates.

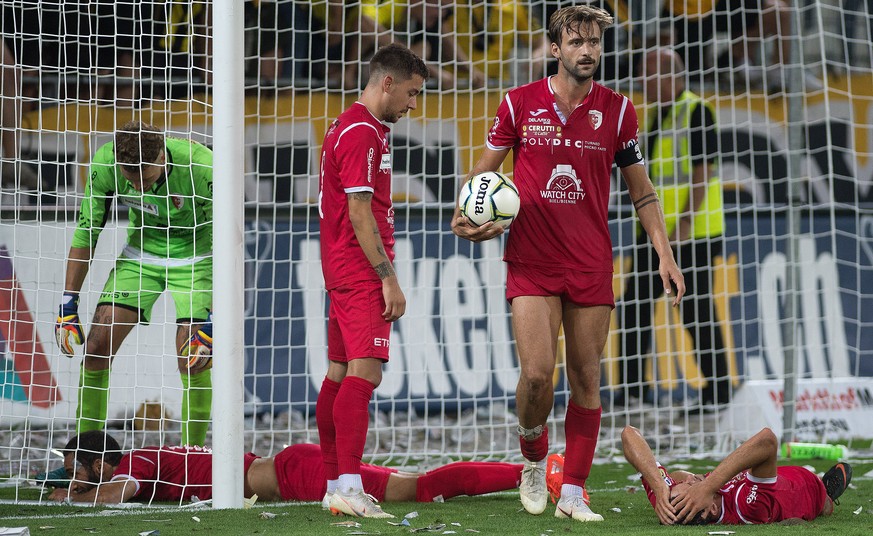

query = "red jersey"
[
  {"left": 486, "top": 77, "right": 644, "bottom": 272},
  {"left": 641, "top": 464, "right": 827, "bottom": 524},
  {"left": 319, "top": 102, "right": 395, "bottom": 289},
  {"left": 714, "top": 466, "right": 827, "bottom": 524},
  {"left": 111, "top": 446, "right": 258, "bottom": 504}
]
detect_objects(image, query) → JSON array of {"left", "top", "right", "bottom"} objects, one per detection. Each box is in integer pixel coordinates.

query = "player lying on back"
[
  {"left": 621, "top": 425, "right": 852, "bottom": 525},
  {"left": 47, "top": 431, "right": 523, "bottom": 507}
]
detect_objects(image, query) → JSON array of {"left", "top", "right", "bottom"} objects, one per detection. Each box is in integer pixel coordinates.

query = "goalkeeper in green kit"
[{"left": 55, "top": 120, "right": 214, "bottom": 448}]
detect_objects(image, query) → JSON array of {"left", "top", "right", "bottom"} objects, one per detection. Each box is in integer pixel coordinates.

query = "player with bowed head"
[
  {"left": 54, "top": 121, "right": 214, "bottom": 447},
  {"left": 316, "top": 43, "right": 428, "bottom": 519},
  {"left": 451, "top": 4, "right": 685, "bottom": 523},
  {"left": 622, "top": 425, "right": 852, "bottom": 525},
  {"left": 48, "top": 431, "right": 526, "bottom": 506}
]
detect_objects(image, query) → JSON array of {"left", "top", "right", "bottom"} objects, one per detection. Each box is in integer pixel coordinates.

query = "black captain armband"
[
  {"left": 633, "top": 192, "right": 659, "bottom": 212},
  {"left": 614, "top": 139, "right": 645, "bottom": 168}
]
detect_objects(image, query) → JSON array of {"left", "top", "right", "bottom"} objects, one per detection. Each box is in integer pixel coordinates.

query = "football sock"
[
  {"left": 180, "top": 370, "right": 212, "bottom": 446},
  {"left": 519, "top": 424, "right": 549, "bottom": 462},
  {"left": 333, "top": 376, "right": 375, "bottom": 477},
  {"left": 416, "top": 462, "right": 523, "bottom": 502},
  {"left": 76, "top": 366, "right": 110, "bottom": 433},
  {"left": 562, "top": 401, "right": 601, "bottom": 487},
  {"left": 316, "top": 377, "right": 342, "bottom": 481},
  {"left": 337, "top": 473, "right": 364, "bottom": 494}
]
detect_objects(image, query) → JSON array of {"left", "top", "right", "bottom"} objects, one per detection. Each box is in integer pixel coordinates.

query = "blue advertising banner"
[{"left": 243, "top": 209, "right": 873, "bottom": 415}]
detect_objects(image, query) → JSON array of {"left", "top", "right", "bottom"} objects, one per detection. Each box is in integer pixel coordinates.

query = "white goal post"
[{"left": 0, "top": 0, "right": 871, "bottom": 505}]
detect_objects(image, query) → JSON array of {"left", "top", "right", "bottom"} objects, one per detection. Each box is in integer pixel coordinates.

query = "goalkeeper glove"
[
  {"left": 180, "top": 311, "right": 213, "bottom": 369},
  {"left": 55, "top": 292, "right": 85, "bottom": 357}
]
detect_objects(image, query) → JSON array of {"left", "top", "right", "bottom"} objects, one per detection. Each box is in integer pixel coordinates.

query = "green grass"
[{"left": 1, "top": 458, "right": 871, "bottom": 535}]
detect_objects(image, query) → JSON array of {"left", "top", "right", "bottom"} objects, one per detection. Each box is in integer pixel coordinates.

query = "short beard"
[{"left": 561, "top": 57, "right": 597, "bottom": 84}]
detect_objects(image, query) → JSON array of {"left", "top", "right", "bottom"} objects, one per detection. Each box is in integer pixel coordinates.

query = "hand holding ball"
[{"left": 458, "top": 171, "right": 521, "bottom": 228}]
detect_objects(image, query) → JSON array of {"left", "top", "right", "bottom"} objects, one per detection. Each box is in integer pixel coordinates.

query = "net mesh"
[{"left": 0, "top": 0, "right": 871, "bottom": 502}]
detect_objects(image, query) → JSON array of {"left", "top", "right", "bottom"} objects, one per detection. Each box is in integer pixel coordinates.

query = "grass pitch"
[{"left": 1, "top": 458, "right": 871, "bottom": 535}]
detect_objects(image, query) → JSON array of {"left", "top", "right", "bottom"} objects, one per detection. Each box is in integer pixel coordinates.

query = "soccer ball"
[{"left": 458, "top": 171, "right": 521, "bottom": 228}]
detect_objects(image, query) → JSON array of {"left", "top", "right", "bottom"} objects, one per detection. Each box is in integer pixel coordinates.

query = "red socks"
[
  {"left": 416, "top": 462, "right": 523, "bottom": 502},
  {"left": 333, "top": 376, "right": 375, "bottom": 476},
  {"left": 519, "top": 425, "right": 549, "bottom": 462},
  {"left": 316, "top": 377, "right": 342, "bottom": 480},
  {"left": 563, "top": 401, "right": 602, "bottom": 487}
]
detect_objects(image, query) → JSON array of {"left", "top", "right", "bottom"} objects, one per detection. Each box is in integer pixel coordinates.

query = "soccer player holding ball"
[
  {"left": 55, "top": 121, "right": 214, "bottom": 447},
  {"left": 316, "top": 44, "right": 428, "bottom": 519},
  {"left": 451, "top": 5, "right": 685, "bottom": 522}
]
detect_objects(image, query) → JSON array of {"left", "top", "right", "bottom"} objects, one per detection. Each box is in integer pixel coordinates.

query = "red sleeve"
[
  {"left": 614, "top": 97, "right": 644, "bottom": 168},
  {"left": 486, "top": 93, "right": 519, "bottom": 150},
  {"left": 640, "top": 463, "right": 674, "bottom": 508},
  {"left": 335, "top": 124, "right": 382, "bottom": 192}
]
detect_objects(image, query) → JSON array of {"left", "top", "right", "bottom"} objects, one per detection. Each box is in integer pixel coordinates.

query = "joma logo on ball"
[{"left": 474, "top": 176, "right": 491, "bottom": 214}]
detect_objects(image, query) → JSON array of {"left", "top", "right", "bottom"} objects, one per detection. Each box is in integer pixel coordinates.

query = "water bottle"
[{"left": 780, "top": 442, "right": 847, "bottom": 460}]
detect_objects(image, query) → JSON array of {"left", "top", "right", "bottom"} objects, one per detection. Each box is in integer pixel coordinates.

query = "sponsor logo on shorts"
[
  {"left": 374, "top": 337, "right": 390, "bottom": 348},
  {"left": 746, "top": 484, "right": 758, "bottom": 504}
]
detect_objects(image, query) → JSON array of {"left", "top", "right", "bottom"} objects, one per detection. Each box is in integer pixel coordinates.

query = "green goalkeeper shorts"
[{"left": 98, "top": 258, "right": 212, "bottom": 323}]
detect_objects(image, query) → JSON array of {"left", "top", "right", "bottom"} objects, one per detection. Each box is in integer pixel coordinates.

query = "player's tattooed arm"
[
  {"left": 374, "top": 261, "right": 395, "bottom": 280},
  {"left": 632, "top": 192, "right": 659, "bottom": 212},
  {"left": 347, "top": 190, "right": 395, "bottom": 279}
]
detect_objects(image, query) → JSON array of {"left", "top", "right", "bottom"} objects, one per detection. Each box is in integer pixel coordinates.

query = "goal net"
[{"left": 0, "top": 0, "right": 871, "bottom": 502}]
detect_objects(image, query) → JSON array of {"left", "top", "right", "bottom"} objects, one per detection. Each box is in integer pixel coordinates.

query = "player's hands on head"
[
  {"left": 180, "top": 311, "right": 213, "bottom": 370},
  {"left": 451, "top": 214, "right": 504, "bottom": 242},
  {"left": 55, "top": 292, "right": 85, "bottom": 356},
  {"left": 670, "top": 480, "right": 714, "bottom": 525},
  {"left": 653, "top": 487, "right": 678, "bottom": 525}
]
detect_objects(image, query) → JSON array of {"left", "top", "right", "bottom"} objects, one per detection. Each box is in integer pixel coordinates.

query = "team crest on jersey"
[
  {"left": 171, "top": 195, "right": 184, "bottom": 209},
  {"left": 588, "top": 110, "right": 603, "bottom": 130}
]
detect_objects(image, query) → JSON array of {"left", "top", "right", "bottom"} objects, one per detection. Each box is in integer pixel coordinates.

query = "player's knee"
[{"left": 520, "top": 372, "right": 552, "bottom": 395}]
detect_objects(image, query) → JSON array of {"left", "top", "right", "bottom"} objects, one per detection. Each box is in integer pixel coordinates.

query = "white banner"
[{"left": 721, "top": 378, "right": 873, "bottom": 442}]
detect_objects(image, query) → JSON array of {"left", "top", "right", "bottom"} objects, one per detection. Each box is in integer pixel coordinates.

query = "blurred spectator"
[
  {"left": 352, "top": 0, "right": 486, "bottom": 90},
  {"left": 246, "top": 1, "right": 298, "bottom": 84},
  {"left": 842, "top": 0, "right": 873, "bottom": 71},
  {"left": 663, "top": 0, "right": 821, "bottom": 91},
  {"left": 618, "top": 48, "right": 730, "bottom": 412},
  {"left": 450, "top": 0, "right": 551, "bottom": 86},
  {"left": 293, "top": 1, "right": 364, "bottom": 88},
  {"left": 0, "top": 39, "right": 39, "bottom": 190}
]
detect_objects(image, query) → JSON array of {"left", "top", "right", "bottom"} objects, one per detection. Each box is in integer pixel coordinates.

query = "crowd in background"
[{"left": 0, "top": 1, "right": 871, "bottom": 198}]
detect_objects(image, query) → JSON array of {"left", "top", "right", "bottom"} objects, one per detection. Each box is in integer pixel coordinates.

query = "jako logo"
[
  {"left": 474, "top": 176, "right": 492, "bottom": 215},
  {"left": 374, "top": 338, "right": 390, "bottom": 347}
]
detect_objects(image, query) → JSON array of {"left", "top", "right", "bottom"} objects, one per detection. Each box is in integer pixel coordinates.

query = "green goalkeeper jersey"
[{"left": 72, "top": 137, "right": 214, "bottom": 264}]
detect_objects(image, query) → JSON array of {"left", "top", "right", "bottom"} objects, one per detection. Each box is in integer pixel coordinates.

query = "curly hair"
[
  {"left": 62, "top": 431, "right": 123, "bottom": 468},
  {"left": 114, "top": 120, "right": 165, "bottom": 168}
]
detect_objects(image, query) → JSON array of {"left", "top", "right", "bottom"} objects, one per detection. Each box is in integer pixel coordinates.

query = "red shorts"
[
  {"left": 505, "top": 262, "right": 614, "bottom": 307},
  {"left": 327, "top": 280, "right": 392, "bottom": 362},
  {"left": 274, "top": 443, "right": 396, "bottom": 502}
]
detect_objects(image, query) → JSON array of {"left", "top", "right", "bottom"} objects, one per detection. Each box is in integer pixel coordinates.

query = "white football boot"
[
  {"left": 329, "top": 489, "right": 395, "bottom": 518},
  {"left": 555, "top": 493, "right": 603, "bottom": 522},
  {"left": 519, "top": 459, "right": 548, "bottom": 514}
]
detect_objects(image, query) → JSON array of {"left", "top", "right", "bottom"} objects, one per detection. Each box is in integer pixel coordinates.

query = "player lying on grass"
[
  {"left": 47, "top": 431, "right": 523, "bottom": 507},
  {"left": 621, "top": 425, "right": 852, "bottom": 525}
]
